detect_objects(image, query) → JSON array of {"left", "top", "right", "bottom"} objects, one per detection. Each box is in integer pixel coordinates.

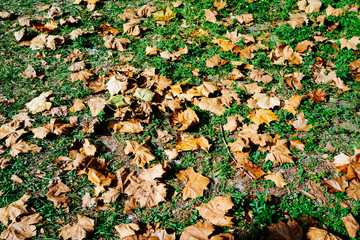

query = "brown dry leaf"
[
  {"left": 138, "top": 5, "right": 157, "bottom": 17},
  {"left": 270, "top": 44, "right": 302, "bottom": 65},
  {"left": 69, "top": 99, "right": 86, "bottom": 113},
  {"left": 104, "top": 36, "right": 131, "bottom": 51},
  {"left": 307, "top": 227, "right": 342, "bottom": 240},
  {"left": 197, "top": 81, "right": 220, "bottom": 97},
  {"left": 252, "top": 93, "right": 280, "bottom": 109},
  {"left": 124, "top": 140, "right": 155, "bottom": 167},
  {"left": 0, "top": 11, "right": 11, "bottom": 19},
  {"left": 326, "top": 6, "right": 345, "bottom": 17},
  {"left": 113, "top": 120, "right": 144, "bottom": 134},
  {"left": 99, "top": 188, "right": 121, "bottom": 203},
  {"left": 0, "top": 213, "right": 42, "bottom": 240},
  {"left": 171, "top": 108, "right": 199, "bottom": 131},
  {"left": 234, "top": 14, "right": 253, "bottom": 25},
  {"left": 206, "top": 54, "right": 227, "bottom": 68},
  {"left": 264, "top": 172, "right": 288, "bottom": 188},
  {"left": 340, "top": 37, "right": 360, "bottom": 50},
  {"left": 176, "top": 167, "right": 210, "bottom": 200},
  {"left": 290, "top": 140, "right": 305, "bottom": 151},
  {"left": 296, "top": 40, "right": 314, "bottom": 53},
  {"left": 287, "top": 13, "right": 307, "bottom": 29},
  {"left": 59, "top": 215, "right": 94, "bottom": 240},
  {"left": 324, "top": 176, "right": 348, "bottom": 193},
  {"left": 248, "top": 109, "right": 278, "bottom": 125},
  {"left": 70, "top": 69, "right": 93, "bottom": 83},
  {"left": 46, "top": 178, "right": 71, "bottom": 209},
  {"left": 146, "top": 46, "right": 159, "bottom": 56},
  {"left": 106, "top": 76, "right": 128, "bottom": 96},
  {"left": 267, "top": 220, "right": 302, "bottom": 240},
  {"left": 250, "top": 69, "right": 273, "bottom": 84},
  {"left": 193, "top": 97, "right": 225, "bottom": 115},
  {"left": 223, "top": 114, "right": 243, "bottom": 132},
  {"left": 175, "top": 133, "right": 211, "bottom": 152},
  {"left": 213, "top": 0, "right": 226, "bottom": 11},
  {"left": 31, "top": 126, "right": 50, "bottom": 139},
  {"left": 88, "top": 97, "right": 106, "bottom": 116},
  {"left": 114, "top": 223, "right": 140, "bottom": 239},
  {"left": 0, "top": 158, "right": 11, "bottom": 169},
  {"left": 85, "top": 158, "right": 115, "bottom": 196},
  {"left": 346, "top": 179, "right": 360, "bottom": 200},
  {"left": 283, "top": 94, "right": 302, "bottom": 115},
  {"left": 307, "top": 89, "right": 328, "bottom": 102},
  {"left": 341, "top": 214, "right": 359, "bottom": 238},
  {"left": 5, "top": 129, "right": 27, "bottom": 147},
  {"left": 289, "top": 112, "right": 312, "bottom": 132},
  {"left": 10, "top": 140, "right": 41, "bottom": 157},
  {"left": 298, "top": 0, "right": 322, "bottom": 13},
  {"left": 204, "top": 9, "right": 217, "bottom": 24},
  {"left": 286, "top": 71, "right": 304, "bottom": 90},
  {"left": 266, "top": 139, "right": 294, "bottom": 165},
  {"left": 20, "top": 65, "right": 37, "bottom": 79},
  {"left": 196, "top": 196, "right": 233, "bottom": 227},
  {"left": 0, "top": 194, "right": 31, "bottom": 226},
  {"left": 119, "top": 9, "right": 137, "bottom": 20},
  {"left": 212, "top": 39, "right": 235, "bottom": 52},
  {"left": 11, "top": 175, "right": 23, "bottom": 184},
  {"left": 180, "top": 221, "right": 214, "bottom": 240},
  {"left": 172, "top": 1, "right": 183, "bottom": 8},
  {"left": 80, "top": 138, "right": 97, "bottom": 157},
  {"left": 26, "top": 91, "right": 53, "bottom": 114},
  {"left": 125, "top": 164, "right": 167, "bottom": 208},
  {"left": 68, "top": 61, "right": 85, "bottom": 72}
]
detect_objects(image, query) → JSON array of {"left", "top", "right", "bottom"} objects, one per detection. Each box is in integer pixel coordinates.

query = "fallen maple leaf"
[
  {"left": 125, "top": 164, "right": 167, "bottom": 208},
  {"left": 124, "top": 140, "right": 155, "bottom": 167},
  {"left": 114, "top": 223, "right": 140, "bottom": 239},
  {"left": 267, "top": 220, "right": 302, "bottom": 240},
  {"left": 138, "top": 5, "right": 157, "bottom": 17},
  {"left": 289, "top": 112, "right": 312, "bottom": 132},
  {"left": 287, "top": 13, "right": 307, "bottom": 29},
  {"left": 20, "top": 65, "right": 37, "bottom": 79},
  {"left": 264, "top": 172, "right": 288, "bottom": 188},
  {"left": 270, "top": 44, "right": 302, "bottom": 65},
  {"left": 176, "top": 167, "right": 210, "bottom": 200},
  {"left": 206, "top": 54, "right": 227, "bottom": 68},
  {"left": 175, "top": 133, "right": 211, "bottom": 152},
  {"left": 0, "top": 213, "right": 42, "bottom": 240},
  {"left": 88, "top": 97, "right": 106, "bottom": 116},
  {"left": 69, "top": 99, "right": 86, "bottom": 113},
  {"left": 113, "top": 119, "right": 144, "bottom": 134},
  {"left": 213, "top": 0, "right": 226, "bottom": 11},
  {"left": 296, "top": 40, "right": 314, "bottom": 53},
  {"left": 59, "top": 215, "right": 94, "bottom": 240},
  {"left": 324, "top": 176, "right": 348, "bottom": 193},
  {"left": 283, "top": 94, "right": 302, "bottom": 115},
  {"left": 298, "top": 0, "right": 322, "bottom": 13},
  {"left": 212, "top": 38, "right": 235, "bottom": 52},
  {"left": 26, "top": 91, "right": 53, "bottom": 114},
  {"left": 180, "top": 221, "right": 214, "bottom": 240},
  {"left": 341, "top": 214, "right": 359, "bottom": 238},
  {"left": 248, "top": 109, "right": 279, "bottom": 125},
  {"left": 290, "top": 139, "right": 305, "bottom": 151},
  {"left": 252, "top": 93, "right": 280, "bottom": 109},
  {"left": 10, "top": 140, "right": 41, "bottom": 157},
  {"left": 250, "top": 69, "right": 273, "bottom": 84},
  {"left": 204, "top": 9, "right": 217, "bottom": 24},
  {"left": 170, "top": 107, "right": 199, "bottom": 131},
  {"left": 0, "top": 194, "right": 31, "bottom": 226},
  {"left": 307, "top": 227, "right": 342, "bottom": 240},
  {"left": 347, "top": 179, "right": 360, "bottom": 200},
  {"left": 196, "top": 196, "right": 233, "bottom": 226},
  {"left": 46, "top": 178, "right": 71, "bottom": 209},
  {"left": 307, "top": 89, "right": 328, "bottom": 102},
  {"left": 265, "top": 139, "right": 294, "bottom": 165},
  {"left": 340, "top": 37, "right": 360, "bottom": 50},
  {"left": 193, "top": 97, "right": 225, "bottom": 115}
]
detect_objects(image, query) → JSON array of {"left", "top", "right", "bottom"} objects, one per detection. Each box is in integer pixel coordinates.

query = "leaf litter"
[{"left": 0, "top": 0, "right": 360, "bottom": 239}]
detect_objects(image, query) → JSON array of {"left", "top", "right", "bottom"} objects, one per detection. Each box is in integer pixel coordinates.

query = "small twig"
[{"left": 219, "top": 122, "right": 254, "bottom": 180}]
